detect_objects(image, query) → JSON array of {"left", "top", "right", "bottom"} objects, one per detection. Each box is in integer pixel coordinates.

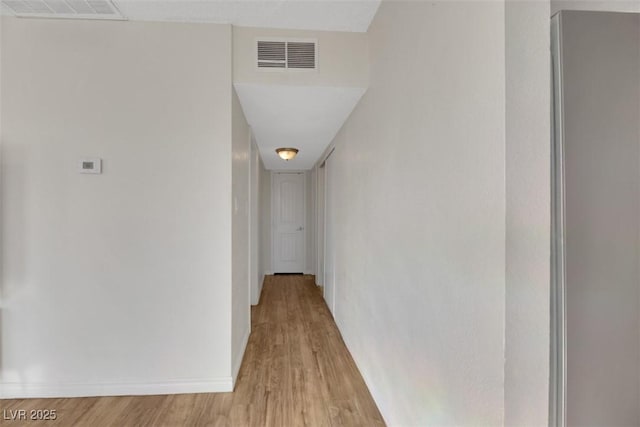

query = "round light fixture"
[{"left": 275, "top": 147, "right": 299, "bottom": 161}]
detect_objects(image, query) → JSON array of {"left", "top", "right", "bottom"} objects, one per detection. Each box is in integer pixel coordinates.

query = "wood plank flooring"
[{"left": 0, "top": 275, "right": 385, "bottom": 426}]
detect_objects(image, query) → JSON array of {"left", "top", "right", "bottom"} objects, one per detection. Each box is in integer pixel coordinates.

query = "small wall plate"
[{"left": 78, "top": 158, "right": 102, "bottom": 174}]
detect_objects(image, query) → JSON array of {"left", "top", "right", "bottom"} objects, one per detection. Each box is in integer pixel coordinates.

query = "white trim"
[
  {"left": 319, "top": 147, "right": 336, "bottom": 168},
  {"left": 550, "top": 13, "right": 567, "bottom": 427},
  {"left": 315, "top": 163, "right": 325, "bottom": 287},
  {"left": 0, "top": 378, "right": 233, "bottom": 399},
  {"left": 232, "top": 327, "right": 251, "bottom": 388}
]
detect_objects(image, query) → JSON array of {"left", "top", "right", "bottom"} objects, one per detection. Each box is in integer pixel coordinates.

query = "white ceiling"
[
  {"left": 235, "top": 83, "right": 365, "bottom": 170},
  {"left": 1, "top": 0, "right": 381, "bottom": 32}
]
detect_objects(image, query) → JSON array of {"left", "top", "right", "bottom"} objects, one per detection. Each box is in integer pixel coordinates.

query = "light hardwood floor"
[{"left": 0, "top": 275, "right": 385, "bottom": 426}]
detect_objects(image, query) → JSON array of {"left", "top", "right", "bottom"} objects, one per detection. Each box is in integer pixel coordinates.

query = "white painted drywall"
[
  {"left": 318, "top": 2, "right": 506, "bottom": 425},
  {"left": 258, "top": 156, "right": 272, "bottom": 282},
  {"left": 0, "top": 17, "right": 235, "bottom": 397},
  {"left": 231, "top": 88, "right": 251, "bottom": 383},
  {"left": 250, "top": 138, "right": 261, "bottom": 306},
  {"left": 233, "top": 26, "right": 368, "bottom": 88},
  {"left": 504, "top": 1, "right": 551, "bottom": 425},
  {"left": 559, "top": 11, "right": 640, "bottom": 426}
]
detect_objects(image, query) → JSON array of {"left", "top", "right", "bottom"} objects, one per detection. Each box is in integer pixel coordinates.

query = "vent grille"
[
  {"left": 2, "top": 0, "right": 124, "bottom": 19},
  {"left": 287, "top": 42, "right": 316, "bottom": 69},
  {"left": 257, "top": 41, "right": 286, "bottom": 69},
  {"left": 257, "top": 39, "right": 316, "bottom": 71}
]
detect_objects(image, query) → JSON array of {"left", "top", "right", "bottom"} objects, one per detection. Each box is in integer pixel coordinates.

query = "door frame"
[
  {"left": 550, "top": 13, "right": 567, "bottom": 427},
  {"left": 321, "top": 148, "right": 336, "bottom": 316},
  {"left": 316, "top": 164, "right": 325, "bottom": 287},
  {"left": 271, "top": 171, "right": 307, "bottom": 274}
]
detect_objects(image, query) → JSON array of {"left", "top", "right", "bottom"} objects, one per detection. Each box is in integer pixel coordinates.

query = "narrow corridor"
[{"left": 238, "top": 274, "right": 384, "bottom": 426}]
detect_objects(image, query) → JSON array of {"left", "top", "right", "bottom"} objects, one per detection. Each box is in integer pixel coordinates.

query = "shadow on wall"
[{"left": 1, "top": 142, "right": 29, "bottom": 383}]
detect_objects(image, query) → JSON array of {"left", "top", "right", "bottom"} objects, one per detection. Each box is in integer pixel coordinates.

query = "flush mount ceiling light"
[{"left": 276, "top": 147, "right": 299, "bottom": 161}]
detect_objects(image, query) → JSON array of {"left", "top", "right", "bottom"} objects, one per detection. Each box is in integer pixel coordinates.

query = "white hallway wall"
[
  {"left": 321, "top": 1, "right": 507, "bottom": 425},
  {"left": 258, "top": 157, "right": 271, "bottom": 282},
  {"left": 231, "top": 89, "right": 251, "bottom": 383},
  {"left": 0, "top": 18, "right": 236, "bottom": 397},
  {"left": 249, "top": 138, "right": 261, "bottom": 306},
  {"left": 505, "top": 0, "right": 551, "bottom": 425}
]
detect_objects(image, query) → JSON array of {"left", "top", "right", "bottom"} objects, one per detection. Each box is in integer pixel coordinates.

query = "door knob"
[{"left": 297, "top": 227, "right": 304, "bottom": 231}]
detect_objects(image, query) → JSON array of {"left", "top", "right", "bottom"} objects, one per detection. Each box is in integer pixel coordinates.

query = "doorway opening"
[{"left": 272, "top": 172, "right": 307, "bottom": 274}]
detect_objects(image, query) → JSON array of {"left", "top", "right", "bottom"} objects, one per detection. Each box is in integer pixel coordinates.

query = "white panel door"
[
  {"left": 272, "top": 173, "right": 306, "bottom": 273},
  {"left": 324, "top": 156, "right": 335, "bottom": 316}
]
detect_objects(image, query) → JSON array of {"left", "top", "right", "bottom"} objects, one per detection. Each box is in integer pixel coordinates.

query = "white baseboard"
[
  {"left": 0, "top": 377, "right": 233, "bottom": 399},
  {"left": 232, "top": 327, "right": 251, "bottom": 388}
]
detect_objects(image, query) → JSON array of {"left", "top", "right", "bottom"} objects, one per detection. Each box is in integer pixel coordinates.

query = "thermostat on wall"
[{"left": 78, "top": 158, "right": 102, "bottom": 174}]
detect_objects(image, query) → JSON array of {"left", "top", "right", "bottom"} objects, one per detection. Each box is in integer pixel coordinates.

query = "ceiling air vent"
[
  {"left": 257, "top": 39, "right": 317, "bottom": 71},
  {"left": 2, "top": 0, "right": 124, "bottom": 19},
  {"left": 257, "top": 41, "right": 286, "bottom": 69},
  {"left": 287, "top": 42, "right": 316, "bottom": 69}
]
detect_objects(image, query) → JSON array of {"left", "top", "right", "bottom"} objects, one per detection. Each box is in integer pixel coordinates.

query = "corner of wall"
[{"left": 231, "top": 326, "right": 251, "bottom": 388}]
